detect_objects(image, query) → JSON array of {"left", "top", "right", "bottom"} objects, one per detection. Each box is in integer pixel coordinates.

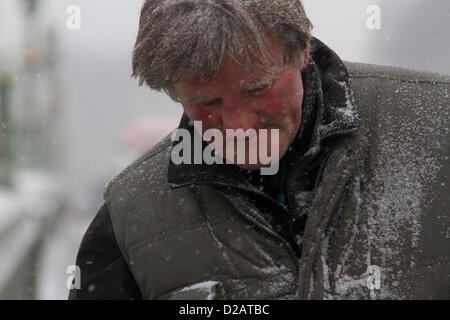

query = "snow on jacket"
[{"left": 69, "top": 38, "right": 450, "bottom": 300}]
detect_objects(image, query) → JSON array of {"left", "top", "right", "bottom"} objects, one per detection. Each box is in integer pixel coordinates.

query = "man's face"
[{"left": 174, "top": 40, "right": 309, "bottom": 170}]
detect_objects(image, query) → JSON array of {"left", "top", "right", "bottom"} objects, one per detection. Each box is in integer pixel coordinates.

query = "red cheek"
[
  {"left": 255, "top": 91, "right": 288, "bottom": 116},
  {"left": 267, "top": 80, "right": 300, "bottom": 115},
  {"left": 185, "top": 107, "right": 218, "bottom": 131}
]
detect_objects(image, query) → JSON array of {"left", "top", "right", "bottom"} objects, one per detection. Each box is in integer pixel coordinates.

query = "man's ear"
[{"left": 301, "top": 40, "right": 310, "bottom": 71}]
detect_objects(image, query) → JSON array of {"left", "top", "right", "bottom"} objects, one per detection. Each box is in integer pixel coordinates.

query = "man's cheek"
[
  {"left": 185, "top": 108, "right": 213, "bottom": 124},
  {"left": 194, "top": 115, "right": 218, "bottom": 134},
  {"left": 258, "top": 94, "right": 292, "bottom": 118},
  {"left": 198, "top": 117, "right": 217, "bottom": 132}
]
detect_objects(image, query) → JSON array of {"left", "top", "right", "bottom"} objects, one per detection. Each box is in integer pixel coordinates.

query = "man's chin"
[
  {"left": 235, "top": 163, "right": 266, "bottom": 171},
  {"left": 218, "top": 149, "right": 286, "bottom": 171},
  {"left": 233, "top": 158, "right": 283, "bottom": 170}
]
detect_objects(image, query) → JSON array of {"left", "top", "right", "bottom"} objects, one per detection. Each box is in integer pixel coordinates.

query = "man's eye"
[
  {"left": 201, "top": 99, "right": 222, "bottom": 107},
  {"left": 248, "top": 85, "right": 271, "bottom": 96}
]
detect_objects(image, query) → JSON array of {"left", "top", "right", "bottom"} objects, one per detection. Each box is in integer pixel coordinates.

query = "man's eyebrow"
[
  {"left": 185, "top": 95, "right": 212, "bottom": 105},
  {"left": 244, "top": 77, "right": 275, "bottom": 91},
  {"left": 182, "top": 67, "right": 284, "bottom": 104},
  {"left": 243, "top": 67, "right": 283, "bottom": 91}
]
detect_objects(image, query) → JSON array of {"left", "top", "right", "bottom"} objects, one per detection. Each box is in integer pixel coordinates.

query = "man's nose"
[{"left": 220, "top": 100, "right": 258, "bottom": 132}]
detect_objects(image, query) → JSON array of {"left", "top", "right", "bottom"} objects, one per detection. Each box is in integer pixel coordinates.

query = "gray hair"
[{"left": 131, "top": 0, "right": 313, "bottom": 101}]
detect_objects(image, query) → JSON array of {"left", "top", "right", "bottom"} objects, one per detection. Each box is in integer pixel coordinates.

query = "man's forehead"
[
  {"left": 179, "top": 63, "right": 284, "bottom": 91},
  {"left": 176, "top": 29, "right": 286, "bottom": 95},
  {"left": 176, "top": 72, "right": 278, "bottom": 105}
]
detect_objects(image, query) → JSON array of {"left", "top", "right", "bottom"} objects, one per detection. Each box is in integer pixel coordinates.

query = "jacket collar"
[{"left": 167, "top": 37, "right": 359, "bottom": 192}]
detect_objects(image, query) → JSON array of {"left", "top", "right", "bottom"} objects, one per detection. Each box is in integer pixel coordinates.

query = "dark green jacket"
[{"left": 99, "top": 40, "right": 450, "bottom": 300}]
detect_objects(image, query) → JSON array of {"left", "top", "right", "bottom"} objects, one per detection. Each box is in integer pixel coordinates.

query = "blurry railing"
[{"left": 0, "top": 0, "right": 67, "bottom": 299}]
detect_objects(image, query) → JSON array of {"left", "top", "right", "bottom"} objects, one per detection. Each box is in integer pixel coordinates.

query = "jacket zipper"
[
  {"left": 220, "top": 192, "right": 300, "bottom": 271},
  {"left": 171, "top": 182, "right": 301, "bottom": 291}
]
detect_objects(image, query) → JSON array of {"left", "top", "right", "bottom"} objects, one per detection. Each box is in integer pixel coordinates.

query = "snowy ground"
[
  {"left": 35, "top": 206, "right": 92, "bottom": 300},
  {"left": 0, "top": 170, "right": 69, "bottom": 299}
]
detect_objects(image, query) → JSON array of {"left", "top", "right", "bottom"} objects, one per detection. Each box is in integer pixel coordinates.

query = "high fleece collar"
[{"left": 167, "top": 37, "right": 359, "bottom": 191}]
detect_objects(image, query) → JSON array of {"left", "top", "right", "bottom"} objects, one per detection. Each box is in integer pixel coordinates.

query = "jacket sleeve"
[{"left": 68, "top": 203, "right": 143, "bottom": 300}]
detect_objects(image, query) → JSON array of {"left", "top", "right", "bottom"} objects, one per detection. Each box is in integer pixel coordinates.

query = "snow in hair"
[{"left": 131, "top": 0, "right": 313, "bottom": 100}]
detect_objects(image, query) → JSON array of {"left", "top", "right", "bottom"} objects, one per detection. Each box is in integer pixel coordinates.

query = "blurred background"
[{"left": 0, "top": 0, "right": 448, "bottom": 299}]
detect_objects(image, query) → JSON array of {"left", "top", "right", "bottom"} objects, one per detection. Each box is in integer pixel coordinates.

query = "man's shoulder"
[
  {"left": 103, "top": 132, "right": 173, "bottom": 203},
  {"left": 343, "top": 61, "right": 449, "bottom": 134},
  {"left": 344, "top": 61, "right": 450, "bottom": 85}
]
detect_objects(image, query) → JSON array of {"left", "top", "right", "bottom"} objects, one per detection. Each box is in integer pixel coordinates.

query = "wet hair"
[{"left": 131, "top": 0, "right": 313, "bottom": 101}]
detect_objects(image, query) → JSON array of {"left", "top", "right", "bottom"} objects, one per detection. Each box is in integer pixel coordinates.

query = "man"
[{"left": 70, "top": 0, "right": 449, "bottom": 299}]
